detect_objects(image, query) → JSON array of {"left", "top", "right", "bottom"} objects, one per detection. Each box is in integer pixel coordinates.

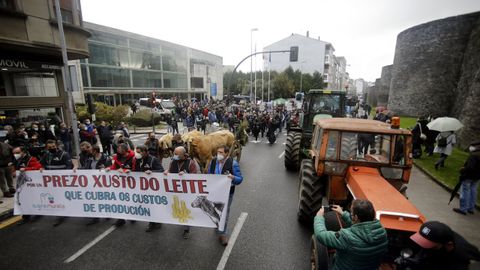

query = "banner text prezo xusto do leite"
[{"left": 14, "top": 170, "right": 231, "bottom": 230}]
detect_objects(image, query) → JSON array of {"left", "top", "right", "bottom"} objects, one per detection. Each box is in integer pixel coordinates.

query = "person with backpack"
[{"left": 434, "top": 131, "right": 456, "bottom": 170}]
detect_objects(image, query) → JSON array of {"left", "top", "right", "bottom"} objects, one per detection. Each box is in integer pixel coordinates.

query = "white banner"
[{"left": 14, "top": 170, "right": 231, "bottom": 230}]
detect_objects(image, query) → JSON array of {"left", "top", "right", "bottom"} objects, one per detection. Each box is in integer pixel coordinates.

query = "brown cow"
[{"left": 189, "top": 130, "right": 235, "bottom": 172}]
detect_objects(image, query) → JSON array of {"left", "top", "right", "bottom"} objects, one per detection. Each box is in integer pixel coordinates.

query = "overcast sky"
[{"left": 81, "top": 0, "right": 480, "bottom": 82}]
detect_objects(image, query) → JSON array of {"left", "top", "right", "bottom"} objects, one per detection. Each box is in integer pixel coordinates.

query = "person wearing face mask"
[
  {"left": 38, "top": 123, "right": 56, "bottom": 143},
  {"left": 144, "top": 132, "right": 161, "bottom": 162},
  {"left": 78, "top": 143, "right": 111, "bottom": 226},
  {"left": 112, "top": 133, "right": 134, "bottom": 154},
  {"left": 12, "top": 128, "right": 29, "bottom": 147},
  {"left": 207, "top": 145, "right": 243, "bottom": 246},
  {"left": 84, "top": 119, "right": 95, "bottom": 133},
  {"left": 55, "top": 122, "right": 72, "bottom": 156},
  {"left": 133, "top": 145, "right": 164, "bottom": 232},
  {"left": 79, "top": 142, "right": 93, "bottom": 169},
  {"left": 108, "top": 143, "right": 137, "bottom": 227},
  {"left": 27, "top": 123, "right": 39, "bottom": 139},
  {"left": 314, "top": 199, "right": 388, "bottom": 270},
  {"left": 0, "top": 141, "right": 15, "bottom": 198},
  {"left": 407, "top": 221, "right": 480, "bottom": 269},
  {"left": 79, "top": 123, "right": 97, "bottom": 145},
  {"left": 453, "top": 141, "right": 480, "bottom": 215},
  {"left": 164, "top": 146, "right": 199, "bottom": 239},
  {"left": 12, "top": 146, "right": 42, "bottom": 224},
  {"left": 39, "top": 140, "right": 74, "bottom": 227}
]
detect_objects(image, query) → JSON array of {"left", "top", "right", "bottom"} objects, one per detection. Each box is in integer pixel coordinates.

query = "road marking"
[
  {"left": 0, "top": 216, "right": 22, "bottom": 229},
  {"left": 216, "top": 212, "right": 248, "bottom": 270},
  {"left": 278, "top": 151, "right": 285, "bottom": 159},
  {"left": 64, "top": 225, "right": 116, "bottom": 263}
]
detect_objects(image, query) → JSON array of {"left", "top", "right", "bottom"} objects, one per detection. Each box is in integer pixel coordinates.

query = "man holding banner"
[
  {"left": 165, "top": 146, "right": 199, "bottom": 239},
  {"left": 207, "top": 145, "right": 243, "bottom": 246},
  {"left": 133, "top": 145, "right": 164, "bottom": 232},
  {"left": 39, "top": 139, "right": 73, "bottom": 227}
]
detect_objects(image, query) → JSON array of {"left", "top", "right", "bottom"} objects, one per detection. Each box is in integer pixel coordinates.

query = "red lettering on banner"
[
  {"left": 52, "top": 175, "right": 61, "bottom": 187},
  {"left": 164, "top": 178, "right": 173, "bottom": 192},
  {"left": 140, "top": 177, "right": 148, "bottom": 190},
  {"left": 149, "top": 177, "right": 160, "bottom": 191},
  {"left": 93, "top": 175, "right": 102, "bottom": 187},
  {"left": 198, "top": 180, "right": 209, "bottom": 194},
  {"left": 127, "top": 176, "right": 135, "bottom": 189},
  {"left": 43, "top": 175, "right": 52, "bottom": 187},
  {"left": 78, "top": 175, "right": 87, "bottom": 187}
]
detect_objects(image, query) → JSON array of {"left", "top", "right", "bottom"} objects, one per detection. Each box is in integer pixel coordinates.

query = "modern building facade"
[
  {"left": 263, "top": 33, "right": 348, "bottom": 91},
  {"left": 0, "top": 0, "right": 90, "bottom": 127},
  {"left": 74, "top": 22, "right": 223, "bottom": 106}
]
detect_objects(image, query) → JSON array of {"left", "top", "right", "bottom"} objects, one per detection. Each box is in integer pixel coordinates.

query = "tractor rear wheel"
[
  {"left": 285, "top": 131, "right": 302, "bottom": 171},
  {"left": 297, "top": 159, "right": 324, "bottom": 225},
  {"left": 310, "top": 235, "right": 332, "bottom": 270}
]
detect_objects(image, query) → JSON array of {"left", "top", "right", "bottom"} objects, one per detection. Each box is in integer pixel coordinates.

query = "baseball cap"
[{"left": 410, "top": 221, "right": 454, "bottom": 249}]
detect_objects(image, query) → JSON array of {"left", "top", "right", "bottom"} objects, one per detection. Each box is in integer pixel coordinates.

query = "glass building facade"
[{"left": 77, "top": 22, "right": 223, "bottom": 106}]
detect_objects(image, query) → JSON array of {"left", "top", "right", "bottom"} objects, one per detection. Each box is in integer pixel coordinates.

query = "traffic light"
[
  {"left": 290, "top": 46, "right": 299, "bottom": 62},
  {"left": 86, "top": 94, "right": 96, "bottom": 114}
]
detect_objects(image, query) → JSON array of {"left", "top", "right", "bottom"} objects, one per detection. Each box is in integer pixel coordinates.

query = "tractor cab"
[{"left": 285, "top": 89, "right": 346, "bottom": 171}]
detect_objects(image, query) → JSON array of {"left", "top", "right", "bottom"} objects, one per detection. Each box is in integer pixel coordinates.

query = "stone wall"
[
  {"left": 377, "top": 65, "right": 393, "bottom": 106},
  {"left": 387, "top": 12, "right": 480, "bottom": 146}
]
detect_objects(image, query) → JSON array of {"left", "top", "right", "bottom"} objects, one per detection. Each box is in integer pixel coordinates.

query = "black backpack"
[{"left": 437, "top": 136, "right": 448, "bottom": 147}]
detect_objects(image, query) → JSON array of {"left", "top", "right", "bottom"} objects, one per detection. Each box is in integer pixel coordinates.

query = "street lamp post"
[{"left": 250, "top": 28, "right": 258, "bottom": 103}]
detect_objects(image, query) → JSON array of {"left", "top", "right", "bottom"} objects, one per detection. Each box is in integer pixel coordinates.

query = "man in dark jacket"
[
  {"left": 56, "top": 122, "right": 72, "bottom": 156},
  {"left": 78, "top": 143, "right": 111, "bottom": 225},
  {"left": 133, "top": 145, "right": 164, "bottom": 232},
  {"left": 314, "top": 199, "right": 388, "bottom": 270},
  {"left": 0, "top": 142, "right": 15, "bottom": 198},
  {"left": 409, "top": 221, "right": 480, "bottom": 270},
  {"left": 97, "top": 121, "right": 112, "bottom": 155},
  {"left": 207, "top": 145, "right": 243, "bottom": 246},
  {"left": 453, "top": 141, "right": 480, "bottom": 215},
  {"left": 40, "top": 140, "right": 73, "bottom": 227}
]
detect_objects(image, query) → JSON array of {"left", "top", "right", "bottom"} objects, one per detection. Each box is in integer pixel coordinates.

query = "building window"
[
  {"left": 89, "top": 67, "right": 130, "bottom": 87},
  {"left": 132, "top": 70, "right": 162, "bottom": 88},
  {"left": 89, "top": 43, "right": 129, "bottom": 67},
  {"left": 163, "top": 73, "right": 187, "bottom": 89},
  {"left": 0, "top": 72, "right": 59, "bottom": 97},
  {"left": 191, "top": 77, "right": 203, "bottom": 88},
  {"left": 80, "top": 64, "right": 89, "bottom": 87},
  {"left": 90, "top": 31, "right": 128, "bottom": 46},
  {"left": 0, "top": 0, "right": 15, "bottom": 10},
  {"left": 130, "top": 50, "right": 161, "bottom": 70}
]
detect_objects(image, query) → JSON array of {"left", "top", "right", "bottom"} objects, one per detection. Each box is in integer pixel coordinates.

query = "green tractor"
[{"left": 284, "top": 89, "right": 347, "bottom": 171}]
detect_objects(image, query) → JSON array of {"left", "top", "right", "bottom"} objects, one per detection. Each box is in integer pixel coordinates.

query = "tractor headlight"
[{"left": 380, "top": 167, "right": 403, "bottom": 180}]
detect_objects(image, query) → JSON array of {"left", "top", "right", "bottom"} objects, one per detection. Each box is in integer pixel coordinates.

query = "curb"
[
  {"left": 0, "top": 208, "right": 13, "bottom": 223},
  {"left": 413, "top": 162, "right": 480, "bottom": 209}
]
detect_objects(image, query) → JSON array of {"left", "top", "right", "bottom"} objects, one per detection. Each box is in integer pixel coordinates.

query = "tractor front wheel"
[
  {"left": 297, "top": 159, "right": 324, "bottom": 225},
  {"left": 285, "top": 131, "right": 302, "bottom": 171}
]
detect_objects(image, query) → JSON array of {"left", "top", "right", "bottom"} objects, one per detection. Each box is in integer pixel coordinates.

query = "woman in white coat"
[{"left": 434, "top": 131, "right": 456, "bottom": 170}]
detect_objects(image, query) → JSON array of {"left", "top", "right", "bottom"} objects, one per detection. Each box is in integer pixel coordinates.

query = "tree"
[{"left": 272, "top": 73, "right": 295, "bottom": 98}]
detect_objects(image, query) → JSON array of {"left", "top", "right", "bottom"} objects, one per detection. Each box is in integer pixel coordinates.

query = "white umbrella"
[{"left": 427, "top": 117, "right": 464, "bottom": 132}]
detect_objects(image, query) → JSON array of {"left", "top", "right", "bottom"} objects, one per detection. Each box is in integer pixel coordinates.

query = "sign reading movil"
[{"left": 0, "top": 59, "right": 29, "bottom": 69}]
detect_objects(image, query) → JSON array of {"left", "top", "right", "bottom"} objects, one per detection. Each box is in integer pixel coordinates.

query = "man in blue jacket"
[{"left": 207, "top": 145, "right": 243, "bottom": 246}]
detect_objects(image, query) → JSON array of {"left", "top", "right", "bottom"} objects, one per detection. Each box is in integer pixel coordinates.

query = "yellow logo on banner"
[{"left": 172, "top": 196, "right": 193, "bottom": 223}]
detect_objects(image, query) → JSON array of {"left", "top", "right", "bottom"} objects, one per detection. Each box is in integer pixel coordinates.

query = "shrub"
[{"left": 128, "top": 109, "right": 162, "bottom": 127}]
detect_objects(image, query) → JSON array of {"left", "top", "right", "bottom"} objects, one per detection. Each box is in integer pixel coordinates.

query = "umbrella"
[
  {"left": 448, "top": 181, "right": 462, "bottom": 205},
  {"left": 427, "top": 117, "right": 464, "bottom": 132},
  {"left": 273, "top": 98, "right": 287, "bottom": 105}
]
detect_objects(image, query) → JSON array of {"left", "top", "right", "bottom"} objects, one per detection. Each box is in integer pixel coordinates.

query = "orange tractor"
[{"left": 297, "top": 118, "right": 427, "bottom": 269}]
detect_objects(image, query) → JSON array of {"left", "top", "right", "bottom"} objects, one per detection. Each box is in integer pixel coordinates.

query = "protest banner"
[{"left": 14, "top": 170, "right": 231, "bottom": 230}]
